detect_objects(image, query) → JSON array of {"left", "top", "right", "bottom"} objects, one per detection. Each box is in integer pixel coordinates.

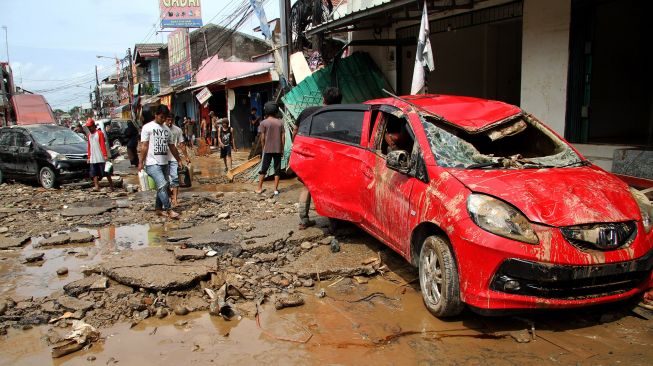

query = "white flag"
[{"left": 411, "top": 1, "right": 435, "bottom": 95}]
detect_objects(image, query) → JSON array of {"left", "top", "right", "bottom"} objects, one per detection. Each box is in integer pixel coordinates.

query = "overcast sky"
[{"left": 0, "top": 0, "right": 279, "bottom": 111}]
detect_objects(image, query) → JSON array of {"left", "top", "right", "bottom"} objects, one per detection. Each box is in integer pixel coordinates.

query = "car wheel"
[
  {"left": 112, "top": 139, "right": 122, "bottom": 148},
  {"left": 418, "top": 235, "right": 464, "bottom": 317},
  {"left": 39, "top": 166, "right": 57, "bottom": 189}
]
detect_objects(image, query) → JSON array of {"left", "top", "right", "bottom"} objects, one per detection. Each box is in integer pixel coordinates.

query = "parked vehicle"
[
  {"left": 102, "top": 119, "right": 132, "bottom": 147},
  {"left": 0, "top": 124, "right": 89, "bottom": 188},
  {"left": 290, "top": 94, "right": 653, "bottom": 317}
]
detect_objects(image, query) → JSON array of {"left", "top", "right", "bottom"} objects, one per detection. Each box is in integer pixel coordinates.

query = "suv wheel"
[
  {"left": 418, "top": 235, "right": 464, "bottom": 317},
  {"left": 39, "top": 166, "right": 57, "bottom": 189}
]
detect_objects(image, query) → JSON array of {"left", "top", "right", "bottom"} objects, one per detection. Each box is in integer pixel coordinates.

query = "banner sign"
[
  {"left": 168, "top": 28, "right": 192, "bottom": 86},
  {"left": 160, "top": 0, "right": 203, "bottom": 28},
  {"left": 196, "top": 87, "right": 212, "bottom": 105}
]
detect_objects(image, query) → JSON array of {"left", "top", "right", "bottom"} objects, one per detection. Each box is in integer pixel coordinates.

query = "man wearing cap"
[
  {"left": 138, "top": 105, "right": 184, "bottom": 219},
  {"left": 86, "top": 118, "right": 114, "bottom": 191}
]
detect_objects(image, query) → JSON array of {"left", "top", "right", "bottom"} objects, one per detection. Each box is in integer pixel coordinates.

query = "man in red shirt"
[{"left": 86, "top": 118, "right": 114, "bottom": 191}]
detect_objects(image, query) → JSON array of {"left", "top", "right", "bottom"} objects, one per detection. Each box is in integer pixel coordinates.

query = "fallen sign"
[{"left": 227, "top": 156, "right": 261, "bottom": 181}]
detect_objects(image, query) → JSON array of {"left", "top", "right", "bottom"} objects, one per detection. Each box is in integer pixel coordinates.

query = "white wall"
[{"left": 520, "top": 0, "right": 571, "bottom": 135}]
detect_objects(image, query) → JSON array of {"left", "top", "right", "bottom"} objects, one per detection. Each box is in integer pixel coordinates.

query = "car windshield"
[
  {"left": 421, "top": 114, "right": 584, "bottom": 169},
  {"left": 30, "top": 128, "right": 86, "bottom": 146}
]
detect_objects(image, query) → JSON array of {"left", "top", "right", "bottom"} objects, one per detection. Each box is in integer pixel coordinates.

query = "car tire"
[
  {"left": 39, "top": 166, "right": 57, "bottom": 189},
  {"left": 418, "top": 235, "right": 464, "bottom": 317}
]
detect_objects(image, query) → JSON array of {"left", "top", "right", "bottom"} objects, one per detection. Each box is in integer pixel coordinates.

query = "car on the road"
[
  {"left": 290, "top": 94, "right": 653, "bottom": 317},
  {"left": 0, "top": 124, "right": 89, "bottom": 188}
]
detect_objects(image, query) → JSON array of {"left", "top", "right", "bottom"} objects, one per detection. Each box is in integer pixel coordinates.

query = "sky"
[{"left": 0, "top": 0, "right": 279, "bottom": 111}]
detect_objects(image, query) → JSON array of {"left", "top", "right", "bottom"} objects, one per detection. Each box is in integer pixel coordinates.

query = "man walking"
[
  {"left": 85, "top": 118, "right": 114, "bottom": 192},
  {"left": 255, "top": 102, "right": 284, "bottom": 196},
  {"left": 165, "top": 115, "right": 190, "bottom": 206},
  {"left": 293, "top": 87, "right": 342, "bottom": 229},
  {"left": 249, "top": 107, "right": 260, "bottom": 146},
  {"left": 218, "top": 118, "right": 237, "bottom": 173},
  {"left": 138, "top": 105, "right": 184, "bottom": 219}
]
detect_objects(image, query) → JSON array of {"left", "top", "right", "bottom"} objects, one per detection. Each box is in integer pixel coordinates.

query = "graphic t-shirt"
[
  {"left": 141, "top": 121, "right": 171, "bottom": 166},
  {"left": 167, "top": 124, "right": 185, "bottom": 162},
  {"left": 220, "top": 127, "right": 232, "bottom": 147}
]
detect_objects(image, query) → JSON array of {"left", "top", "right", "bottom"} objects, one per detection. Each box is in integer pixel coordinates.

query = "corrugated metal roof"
[{"left": 282, "top": 51, "right": 391, "bottom": 120}]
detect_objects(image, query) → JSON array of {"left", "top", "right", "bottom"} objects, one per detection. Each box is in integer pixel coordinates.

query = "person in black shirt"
[{"left": 249, "top": 107, "right": 261, "bottom": 146}]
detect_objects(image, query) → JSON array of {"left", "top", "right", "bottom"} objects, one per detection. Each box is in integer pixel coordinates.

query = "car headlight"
[
  {"left": 47, "top": 150, "right": 67, "bottom": 160},
  {"left": 629, "top": 188, "right": 652, "bottom": 234},
  {"left": 467, "top": 193, "right": 539, "bottom": 244}
]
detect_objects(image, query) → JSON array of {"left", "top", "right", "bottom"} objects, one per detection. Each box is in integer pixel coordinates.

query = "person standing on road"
[
  {"left": 124, "top": 121, "right": 139, "bottom": 167},
  {"left": 138, "top": 105, "right": 184, "bottom": 219},
  {"left": 165, "top": 115, "right": 191, "bottom": 206},
  {"left": 211, "top": 113, "right": 219, "bottom": 147},
  {"left": 85, "top": 118, "right": 115, "bottom": 192},
  {"left": 249, "top": 107, "right": 261, "bottom": 146},
  {"left": 255, "top": 102, "right": 284, "bottom": 196},
  {"left": 184, "top": 118, "right": 195, "bottom": 146},
  {"left": 200, "top": 116, "right": 209, "bottom": 145},
  {"left": 293, "top": 87, "right": 342, "bottom": 229},
  {"left": 218, "top": 118, "right": 237, "bottom": 172}
]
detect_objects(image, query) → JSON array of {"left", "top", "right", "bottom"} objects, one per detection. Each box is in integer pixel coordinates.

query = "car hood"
[
  {"left": 447, "top": 166, "right": 641, "bottom": 227},
  {"left": 42, "top": 143, "right": 87, "bottom": 155}
]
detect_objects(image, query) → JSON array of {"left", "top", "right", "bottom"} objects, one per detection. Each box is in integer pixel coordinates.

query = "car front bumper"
[
  {"left": 452, "top": 218, "right": 653, "bottom": 311},
  {"left": 52, "top": 160, "right": 89, "bottom": 181}
]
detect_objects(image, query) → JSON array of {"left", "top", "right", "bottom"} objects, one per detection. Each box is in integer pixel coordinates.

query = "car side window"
[
  {"left": 309, "top": 110, "right": 365, "bottom": 145},
  {"left": 0, "top": 132, "right": 12, "bottom": 147},
  {"left": 14, "top": 133, "right": 28, "bottom": 147},
  {"left": 373, "top": 110, "right": 415, "bottom": 157}
]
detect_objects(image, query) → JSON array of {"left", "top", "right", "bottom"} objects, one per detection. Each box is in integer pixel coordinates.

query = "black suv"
[
  {"left": 103, "top": 119, "right": 132, "bottom": 147},
  {"left": 0, "top": 125, "right": 89, "bottom": 188}
]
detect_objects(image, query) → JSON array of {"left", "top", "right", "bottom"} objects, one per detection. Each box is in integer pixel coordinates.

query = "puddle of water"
[{"left": 0, "top": 224, "right": 169, "bottom": 299}]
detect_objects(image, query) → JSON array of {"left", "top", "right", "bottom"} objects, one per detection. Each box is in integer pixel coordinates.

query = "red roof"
[
  {"left": 366, "top": 94, "right": 521, "bottom": 132},
  {"left": 11, "top": 94, "right": 55, "bottom": 125},
  {"left": 195, "top": 56, "right": 273, "bottom": 86}
]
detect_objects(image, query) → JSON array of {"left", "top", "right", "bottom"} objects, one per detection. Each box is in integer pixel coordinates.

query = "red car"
[{"left": 290, "top": 94, "right": 653, "bottom": 317}]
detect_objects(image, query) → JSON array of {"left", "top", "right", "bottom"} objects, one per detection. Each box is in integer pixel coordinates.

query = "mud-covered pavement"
[{"left": 0, "top": 151, "right": 652, "bottom": 365}]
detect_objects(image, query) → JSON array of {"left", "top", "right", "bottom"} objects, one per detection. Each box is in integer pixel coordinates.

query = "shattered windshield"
[{"left": 421, "top": 114, "right": 584, "bottom": 169}]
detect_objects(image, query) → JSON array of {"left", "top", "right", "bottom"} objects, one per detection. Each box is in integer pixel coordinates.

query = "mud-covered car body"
[{"left": 289, "top": 94, "right": 653, "bottom": 316}]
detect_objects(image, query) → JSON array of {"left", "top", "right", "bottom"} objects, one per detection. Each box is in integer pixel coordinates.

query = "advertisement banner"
[
  {"left": 168, "top": 28, "right": 192, "bottom": 86},
  {"left": 196, "top": 87, "right": 212, "bottom": 105},
  {"left": 160, "top": 0, "right": 203, "bottom": 28}
]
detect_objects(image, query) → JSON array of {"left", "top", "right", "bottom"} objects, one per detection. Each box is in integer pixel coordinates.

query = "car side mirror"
[
  {"left": 25, "top": 140, "right": 33, "bottom": 149},
  {"left": 386, "top": 150, "right": 410, "bottom": 174}
]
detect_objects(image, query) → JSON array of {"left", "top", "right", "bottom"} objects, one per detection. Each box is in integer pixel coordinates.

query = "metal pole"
[
  {"left": 1, "top": 26, "right": 8, "bottom": 63},
  {"left": 278, "top": 0, "right": 290, "bottom": 83}
]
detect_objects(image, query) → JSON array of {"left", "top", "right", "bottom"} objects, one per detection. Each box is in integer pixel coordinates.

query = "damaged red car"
[{"left": 290, "top": 94, "right": 653, "bottom": 317}]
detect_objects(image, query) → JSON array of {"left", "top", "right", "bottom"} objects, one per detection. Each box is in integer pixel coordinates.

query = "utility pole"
[
  {"left": 126, "top": 48, "right": 135, "bottom": 121},
  {"left": 278, "top": 0, "right": 291, "bottom": 85},
  {"left": 1, "top": 26, "right": 8, "bottom": 63}
]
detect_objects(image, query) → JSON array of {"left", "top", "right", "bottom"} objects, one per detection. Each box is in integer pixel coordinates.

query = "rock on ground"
[
  {"left": 56, "top": 296, "right": 94, "bottom": 312},
  {"left": 173, "top": 247, "right": 206, "bottom": 261},
  {"left": 0, "top": 235, "right": 30, "bottom": 249},
  {"left": 282, "top": 238, "right": 382, "bottom": 279},
  {"left": 63, "top": 275, "right": 107, "bottom": 296},
  {"left": 98, "top": 247, "right": 215, "bottom": 291}
]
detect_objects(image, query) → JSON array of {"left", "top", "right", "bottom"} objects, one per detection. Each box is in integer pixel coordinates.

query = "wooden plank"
[{"left": 227, "top": 156, "right": 261, "bottom": 181}]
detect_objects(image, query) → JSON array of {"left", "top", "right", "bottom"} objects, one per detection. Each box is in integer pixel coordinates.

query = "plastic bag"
[
  {"left": 104, "top": 161, "right": 113, "bottom": 174},
  {"left": 138, "top": 170, "right": 150, "bottom": 191}
]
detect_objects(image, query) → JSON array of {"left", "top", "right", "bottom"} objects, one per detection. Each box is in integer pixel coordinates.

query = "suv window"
[
  {"left": 309, "top": 110, "right": 365, "bottom": 145},
  {"left": 14, "top": 133, "right": 28, "bottom": 147},
  {"left": 0, "top": 131, "right": 12, "bottom": 146}
]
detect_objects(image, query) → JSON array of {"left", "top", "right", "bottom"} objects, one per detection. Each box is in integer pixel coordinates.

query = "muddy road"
[{"left": 0, "top": 151, "right": 652, "bottom": 365}]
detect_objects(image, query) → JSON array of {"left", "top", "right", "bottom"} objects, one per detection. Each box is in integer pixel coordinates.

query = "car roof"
[
  {"left": 365, "top": 94, "right": 521, "bottom": 132},
  {"left": 10, "top": 124, "right": 69, "bottom": 131}
]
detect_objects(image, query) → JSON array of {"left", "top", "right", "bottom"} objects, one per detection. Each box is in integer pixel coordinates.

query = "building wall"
[
  {"left": 189, "top": 25, "right": 270, "bottom": 72},
  {"left": 520, "top": 0, "right": 570, "bottom": 135}
]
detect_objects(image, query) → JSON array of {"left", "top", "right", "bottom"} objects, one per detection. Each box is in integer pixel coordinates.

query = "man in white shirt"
[
  {"left": 85, "top": 118, "right": 114, "bottom": 191},
  {"left": 165, "top": 115, "right": 190, "bottom": 206},
  {"left": 137, "top": 105, "right": 184, "bottom": 219}
]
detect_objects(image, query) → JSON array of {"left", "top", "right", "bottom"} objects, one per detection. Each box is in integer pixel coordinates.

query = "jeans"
[
  {"left": 145, "top": 164, "right": 171, "bottom": 211},
  {"left": 169, "top": 160, "right": 179, "bottom": 188}
]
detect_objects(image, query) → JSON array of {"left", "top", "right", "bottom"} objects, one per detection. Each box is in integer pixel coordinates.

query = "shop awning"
[
  {"left": 113, "top": 104, "right": 130, "bottom": 113},
  {"left": 180, "top": 56, "right": 274, "bottom": 92},
  {"left": 141, "top": 95, "right": 160, "bottom": 106}
]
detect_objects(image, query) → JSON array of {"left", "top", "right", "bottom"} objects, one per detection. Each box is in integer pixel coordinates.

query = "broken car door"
[
  {"left": 0, "top": 130, "right": 15, "bottom": 177},
  {"left": 290, "top": 105, "right": 371, "bottom": 222},
  {"left": 367, "top": 106, "right": 423, "bottom": 255}
]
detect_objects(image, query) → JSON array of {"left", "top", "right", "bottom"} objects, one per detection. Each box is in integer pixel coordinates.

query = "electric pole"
[
  {"left": 1, "top": 26, "right": 8, "bottom": 63},
  {"left": 278, "top": 0, "right": 291, "bottom": 85}
]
